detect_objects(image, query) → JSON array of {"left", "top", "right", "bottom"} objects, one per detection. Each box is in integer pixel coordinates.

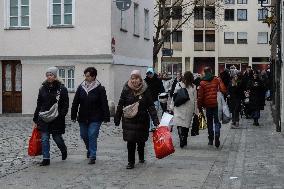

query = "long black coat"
[
  {"left": 33, "top": 80, "right": 69, "bottom": 134},
  {"left": 71, "top": 83, "right": 110, "bottom": 124},
  {"left": 247, "top": 79, "right": 265, "bottom": 111},
  {"left": 144, "top": 74, "right": 165, "bottom": 101},
  {"left": 228, "top": 82, "right": 243, "bottom": 112},
  {"left": 114, "top": 83, "right": 159, "bottom": 143}
]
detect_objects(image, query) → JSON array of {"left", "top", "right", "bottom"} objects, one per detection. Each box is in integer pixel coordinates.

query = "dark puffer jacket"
[
  {"left": 33, "top": 80, "right": 69, "bottom": 134},
  {"left": 71, "top": 82, "right": 110, "bottom": 124},
  {"left": 144, "top": 74, "right": 165, "bottom": 101},
  {"left": 198, "top": 76, "right": 227, "bottom": 108},
  {"left": 114, "top": 83, "right": 159, "bottom": 142}
]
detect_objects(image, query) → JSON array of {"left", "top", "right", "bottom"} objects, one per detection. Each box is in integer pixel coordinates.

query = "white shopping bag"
[{"left": 159, "top": 112, "right": 174, "bottom": 127}]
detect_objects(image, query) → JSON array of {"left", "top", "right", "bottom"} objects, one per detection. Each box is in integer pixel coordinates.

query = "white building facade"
[
  {"left": 0, "top": 0, "right": 153, "bottom": 114},
  {"left": 157, "top": 0, "right": 271, "bottom": 77}
]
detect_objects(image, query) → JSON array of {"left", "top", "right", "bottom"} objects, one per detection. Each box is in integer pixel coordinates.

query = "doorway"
[{"left": 2, "top": 60, "right": 22, "bottom": 113}]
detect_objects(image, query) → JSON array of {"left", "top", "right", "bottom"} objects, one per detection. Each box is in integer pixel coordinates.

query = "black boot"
[
  {"left": 215, "top": 136, "right": 220, "bottom": 148},
  {"left": 208, "top": 136, "right": 214, "bottom": 145},
  {"left": 126, "top": 163, "right": 134, "bottom": 169},
  {"left": 177, "top": 127, "right": 185, "bottom": 148},
  {"left": 62, "top": 150, "right": 67, "bottom": 160},
  {"left": 88, "top": 158, "right": 96, "bottom": 165},
  {"left": 87, "top": 151, "right": 90, "bottom": 159},
  {"left": 40, "top": 159, "right": 50, "bottom": 166},
  {"left": 138, "top": 147, "right": 145, "bottom": 163},
  {"left": 255, "top": 119, "right": 260, "bottom": 126}
]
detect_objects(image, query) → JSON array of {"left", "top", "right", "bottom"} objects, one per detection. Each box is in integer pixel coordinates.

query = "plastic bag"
[
  {"left": 28, "top": 127, "right": 42, "bottom": 156},
  {"left": 153, "top": 126, "right": 175, "bottom": 159}
]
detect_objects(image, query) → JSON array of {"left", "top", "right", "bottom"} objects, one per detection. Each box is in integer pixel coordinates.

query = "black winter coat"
[
  {"left": 228, "top": 82, "right": 243, "bottom": 112},
  {"left": 114, "top": 83, "right": 159, "bottom": 143},
  {"left": 33, "top": 80, "right": 69, "bottom": 134},
  {"left": 71, "top": 83, "right": 110, "bottom": 124},
  {"left": 144, "top": 74, "right": 165, "bottom": 101},
  {"left": 247, "top": 79, "right": 265, "bottom": 111}
]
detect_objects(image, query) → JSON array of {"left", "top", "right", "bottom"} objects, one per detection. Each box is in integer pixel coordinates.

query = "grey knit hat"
[{"left": 46, "top": 66, "right": 58, "bottom": 77}]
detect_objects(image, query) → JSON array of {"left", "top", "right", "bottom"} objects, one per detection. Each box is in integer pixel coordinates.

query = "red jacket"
[{"left": 198, "top": 77, "right": 226, "bottom": 108}]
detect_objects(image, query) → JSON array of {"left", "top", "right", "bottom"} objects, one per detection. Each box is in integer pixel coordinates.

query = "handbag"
[
  {"left": 39, "top": 88, "right": 61, "bottom": 123},
  {"left": 123, "top": 95, "right": 142, "bottom": 119},
  {"left": 153, "top": 126, "right": 175, "bottom": 159},
  {"left": 173, "top": 83, "right": 190, "bottom": 107},
  {"left": 198, "top": 111, "right": 207, "bottom": 130},
  {"left": 28, "top": 127, "right": 42, "bottom": 156}
]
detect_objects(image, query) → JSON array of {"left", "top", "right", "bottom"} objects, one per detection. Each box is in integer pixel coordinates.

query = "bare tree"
[{"left": 153, "top": 0, "right": 223, "bottom": 67}]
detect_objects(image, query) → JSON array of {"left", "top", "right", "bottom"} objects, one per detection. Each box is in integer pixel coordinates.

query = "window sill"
[
  {"left": 237, "top": 20, "right": 248, "bottom": 21},
  {"left": 257, "top": 43, "right": 268, "bottom": 44},
  {"left": 4, "top": 27, "right": 30, "bottom": 30},
  {"left": 120, "top": 28, "right": 128, "bottom": 32},
  {"left": 144, "top": 37, "right": 150, "bottom": 41},
  {"left": 47, "top": 25, "right": 75, "bottom": 29},
  {"left": 133, "top": 34, "right": 140, "bottom": 38}
]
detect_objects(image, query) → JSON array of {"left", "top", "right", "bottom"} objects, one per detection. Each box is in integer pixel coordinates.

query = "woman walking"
[
  {"left": 33, "top": 67, "right": 69, "bottom": 166},
  {"left": 114, "top": 70, "right": 159, "bottom": 169},
  {"left": 228, "top": 74, "right": 243, "bottom": 128},
  {"left": 71, "top": 67, "right": 110, "bottom": 165},
  {"left": 247, "top": 72, "right": 265, "bottom": 126},
  {"left": 172, "top": 71, "right": 197, "bottom": 148}
]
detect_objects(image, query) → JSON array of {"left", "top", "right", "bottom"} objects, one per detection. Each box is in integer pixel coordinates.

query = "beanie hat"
[
  {"left": 130, "top": 70, "right": 141, "bottom": 78},
  {"left": 46, "top": 66, "right": 58, "bottom": 77},
  {"left": 146, "top": 67, "right": 154, "bottom": 74}
]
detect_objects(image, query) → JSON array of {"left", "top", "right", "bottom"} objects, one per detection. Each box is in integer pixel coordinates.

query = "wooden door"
[{"left": 2, "top": 61, "right": 22, "bottom": 113}]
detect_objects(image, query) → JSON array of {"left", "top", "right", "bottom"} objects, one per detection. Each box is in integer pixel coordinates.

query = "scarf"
[
  {"left": 203, "top": 72, "right": 214, "bottom": 81},
  {"left": 81, "top": 80, "right": 100, "bottom": 94},
  {"left": 127, "top": 80, "right": 148, "bottom": 96}
]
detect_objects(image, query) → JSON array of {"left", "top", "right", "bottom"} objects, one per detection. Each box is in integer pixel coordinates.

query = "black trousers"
[{"left": 127, "top": 141, "right": 145, "bottom": 164}]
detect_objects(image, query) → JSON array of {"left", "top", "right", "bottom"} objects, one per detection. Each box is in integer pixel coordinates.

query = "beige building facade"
[
  {"left": 157, "top": 0, "right": 271, "bottom": 77},
  {"left": 0, "top": 0, "right": 153, "bottom": 114}
]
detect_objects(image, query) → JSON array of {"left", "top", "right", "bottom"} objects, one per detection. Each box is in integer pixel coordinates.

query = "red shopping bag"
[
  {"left": 28, "top": 127, "right": 42, "bottom": 156},
  {"left": 153, "top": 126, "right": 175, "bottom": 159}
]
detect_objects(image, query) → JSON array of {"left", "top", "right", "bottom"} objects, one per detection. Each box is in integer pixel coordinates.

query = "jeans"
[
  {"left": 206, "top": 107, "right": 221, "bottom": 139},
  {"left": 79, "top": 122, "right": 102, "bottom": 159},
  {"left": 252, "top": 110, "right": 260, "bottom": 120},
  {"left": 41, "top": 132, "right": 67, "bottom": 159},
  {"left": 149, "top": 101, "right": 159, "bottom": 131},
  {"left": 127, "top": 141, "right": 145, "bottom": 164}
]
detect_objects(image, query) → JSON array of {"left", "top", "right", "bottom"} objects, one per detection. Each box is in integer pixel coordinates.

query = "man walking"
[
  {"left": 144, "top": 67, "right": 165, "bottom": 130},
  {"left": 198, "top": 67, "right": 226, "bottom": 148}
]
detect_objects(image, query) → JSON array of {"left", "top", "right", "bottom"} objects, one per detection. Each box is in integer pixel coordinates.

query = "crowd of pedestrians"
[{"left": 32, "top": 65, "right": 270, "bottom": 169}]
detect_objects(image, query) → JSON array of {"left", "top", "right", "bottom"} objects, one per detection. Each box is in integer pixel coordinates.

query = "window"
[
  {"left": 237, "top": 0, "right": 247, "bottom": 4},
  {"left": 58, "top": 67, "right": 75, "bottom": 91},
  {"left": 258, "top": 0, "right": 269, "bottom": 4},
  {"left": 134, "top": 3, "right": 139, "bottom": 35},
  {"left": 257, "top": 32, "right": 268, "bottom": 44},
  {"left": 144, "top": 9, "right": 149, "bottom": 39},
  {"left": 237, "top": 9, "right": 247, "bottom": 21},
  {"left": 172, "top": 31, "right": 182, "bottom": 42},
  {"left": 225, "top": 0, "right": 235, "bottom": 4},
  {"left": 225, "top": 9, "right": 234, "bottom": 21},
  {"left": 120, "top": 10, "right": 127, "bottom": 31},
  {"left": 258, "top": 9, "right": 268, "bottom": 20},
  {"left": 237, "top": 32, "right": 247, "bottom": 44},
  {"left": 194, "top": 30, "right": 203, "bottom": 42},
  {"left": 49, "top": 0, "right": 74, "bottom": 26},
  {"left": 224, "top": 32, "right": 234, "bottom": 44},
  {"left": 205, "top": 30, "right": 215, "bottom": 42},
  {"left": 7, "top": 0, "right": 30, "bottom": 27},
  {"left": 162, "top": 30, "right": 171, "bottom": 42},
  {"left": 194, "top": 7, "right": 203, "bottom": 20},
  {"left": 172, "top": 6, "right": 182, "bottom": 19},
  {"left": 205, "top": 8, "right": 215, "bottom": 19}
]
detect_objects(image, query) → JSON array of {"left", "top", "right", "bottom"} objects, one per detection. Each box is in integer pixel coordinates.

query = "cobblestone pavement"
[{"left": 0, "top": 102, "right": 284, "bottom": 188}]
